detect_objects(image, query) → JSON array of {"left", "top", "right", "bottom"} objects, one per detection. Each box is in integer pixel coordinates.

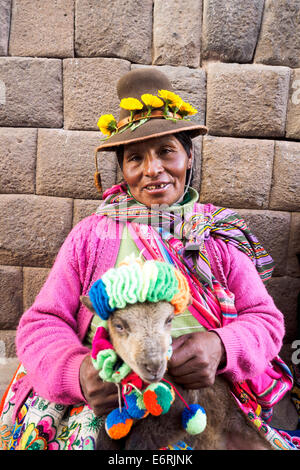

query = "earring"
[
  {"left": 94, "top": 149, "right": 102, "bottom": 194},
  {"left": 94, "top": 171, "right": 102, "bottom": 194}
]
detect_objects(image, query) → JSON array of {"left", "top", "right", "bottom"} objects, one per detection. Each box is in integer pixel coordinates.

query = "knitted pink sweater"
[{"left": 14, "top": 213, "right": 285, "bottom": 418}]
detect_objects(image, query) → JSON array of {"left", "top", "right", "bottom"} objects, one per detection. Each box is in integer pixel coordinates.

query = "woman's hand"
[
  {"left": 167, "top": 331, "right": 226, "bottom": 389},
  {"left": 79, "top": 355, "right": 119, "bottom": 416}
]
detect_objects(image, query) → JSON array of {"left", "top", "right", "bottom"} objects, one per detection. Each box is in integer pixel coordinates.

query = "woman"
[{"left": 0, "top": 68, "right": 298, "bottom": 450}]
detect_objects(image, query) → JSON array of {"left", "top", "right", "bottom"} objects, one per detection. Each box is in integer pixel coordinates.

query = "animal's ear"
[
  {"left": 80, "top": 295, "right": 96, "bottom": 314},
  {"left": 187, "top": 294, "right": 193, "bottom": 307}
]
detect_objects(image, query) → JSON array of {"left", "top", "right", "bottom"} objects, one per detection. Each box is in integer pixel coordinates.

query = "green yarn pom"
[
  {"left": 101, "top": 260, "right": 179, "bottom": 312},
  {"left": 143, "top": 382, "right": 174, "bottom": 416},
  {"left": 92, "top": 349, "right": 131, "bottom": 383},
  {"left": 147, "top": 262, "right": 178, "bottom": 303},
  {"left": 182, "top": 404, "right": 207, "bottom": 435}
]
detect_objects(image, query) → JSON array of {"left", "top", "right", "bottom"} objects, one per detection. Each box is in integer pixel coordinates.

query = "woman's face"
[{"left": 121, "top": 135, "right": 192, "bottom": 207}]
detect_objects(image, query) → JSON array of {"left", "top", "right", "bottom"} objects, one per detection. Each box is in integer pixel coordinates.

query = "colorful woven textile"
[
  {"left": 96, "top": 183, "right": 274, "bottom": 288},
  {"left": 96, "top": 182, "right": 274, "bottom": 330}
]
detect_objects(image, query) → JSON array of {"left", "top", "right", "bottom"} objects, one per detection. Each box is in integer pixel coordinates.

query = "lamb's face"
[{"left": 107, "top": 301, "right": 174, "bottom": 384}]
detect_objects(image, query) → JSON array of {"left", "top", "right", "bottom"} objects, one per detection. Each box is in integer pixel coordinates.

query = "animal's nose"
[{"left": 143, "top": 360, "right": 164, "bottom": 378}]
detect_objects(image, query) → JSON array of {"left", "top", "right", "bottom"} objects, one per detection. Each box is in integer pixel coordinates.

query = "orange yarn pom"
[
  {"left": 143, "top": 383, "right": 174, "bottom": 416},
  {"left": 143, "top": 389, "right": 163, "bottom": 416},
  {"left": 171, "top": 270, "right": 191, "bottom": 315},
  {"left": 105, "top": 408, "right": 133, "bottom": 439}
]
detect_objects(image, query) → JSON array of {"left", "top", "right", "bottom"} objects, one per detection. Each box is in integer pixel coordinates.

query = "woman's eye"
[
  {"left": 128, "top": 154, "right": 140, "bottom": 162},
  {"left": 161, "top": 147, "right": 172, "bottom": 154}
]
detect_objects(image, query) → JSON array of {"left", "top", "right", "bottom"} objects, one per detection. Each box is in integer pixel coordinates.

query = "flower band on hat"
[
  {"left": 88, "top": 256, "right": 191, "bottom": 320},
  {"left": 97, "top": 89, "right": 198, "bottom": 140}
]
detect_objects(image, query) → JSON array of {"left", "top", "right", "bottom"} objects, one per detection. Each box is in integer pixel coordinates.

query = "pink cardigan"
[{"left": 13, "top": 213, "right": 285, "bottom": 419}]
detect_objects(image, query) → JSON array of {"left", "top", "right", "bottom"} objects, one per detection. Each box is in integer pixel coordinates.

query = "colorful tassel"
[
  {"left": 105, "top": 407, "right": 133, "bottom": 440},
  {"left": 143, "top": 382, "right": 175, "bottom": 416},
  {"left": 125, "top": 389, "right": 148, "bottom": 419},
  {"left": 181, "top": 404, "right": 207, "bottom": 435}
]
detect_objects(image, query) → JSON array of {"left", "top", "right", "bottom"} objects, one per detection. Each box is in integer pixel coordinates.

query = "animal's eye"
[
  {"left": 112, "top": 318, "right": 129, "bottom": 333},
  {"left": 166, "top": 315, "right": 174, "bottom": 325}
]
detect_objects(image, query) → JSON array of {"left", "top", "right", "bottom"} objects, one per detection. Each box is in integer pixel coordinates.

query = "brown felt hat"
[{"left": 95, "top": 68, "right": 208, "bottom": 153}]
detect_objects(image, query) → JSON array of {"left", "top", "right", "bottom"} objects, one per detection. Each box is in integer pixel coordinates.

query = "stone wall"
[{"left": 0, "top": 0, "right": 299, "bottom": 365}]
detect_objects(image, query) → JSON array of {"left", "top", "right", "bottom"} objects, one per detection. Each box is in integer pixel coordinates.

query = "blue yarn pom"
[
  {"left": 182, "top": 404, "right": 207, "bottom": 435},
  {"left": 105, "top": 407, "right": 133, "bottom": 439},
  {"left": 125, "top": 390, "right": 148, "bottom": 419},
  {"left": 89, "top": 279, "right": 114, "bottom": 320}
]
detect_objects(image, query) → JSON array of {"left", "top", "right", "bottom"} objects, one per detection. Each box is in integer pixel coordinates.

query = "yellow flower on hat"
[
  {"left": 97, "top": 114, "right": 117, "bottom": 136},
  {"left": 157, "top": 90, "right": 183, "bottom": 109},
  {"left": 120, "top": 97, "right": 143, "bottom": 111},
  {"left": 141, "top": 94, "right": 164, "bottom": 108},
  {"left": 179, "top": 101, "right": 198, "bottom": 116}
]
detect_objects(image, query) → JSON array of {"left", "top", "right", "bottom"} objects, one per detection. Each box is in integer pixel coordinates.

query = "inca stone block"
[
  {"left": 75, "top": 0, "right": 153, "bottom": 64},
  {"left": 36, "top": 129, "right": 116, "bottom": 199},
  {"left": 254, "top": 0, "right": 300, "bottom": 68},
  {"left": 286, "top": 68, "right": 300, "bottom": 139},
  {"left": 94, "top": 148, "right": 118, "bottom": 196},
  {"left": 287, "top": 213, "right": 300, "bottom": 277},
  {"left": 202, "top": 0, "right": 264, "bottom": 63},
  {"left": 200, "top": 136, "right": 274, "bottom": 209},
  {"left": 0, "top": 265, "right": 22, "bottom": 329},
  {"left": 267, "top": 277, "right": 300, "bottom": 343},
  {"left": 9, "top": 0, "right": 74, "bottom": 58},
  {"left": 0, "top": 331, "right": 16, "bottom": 357},
  {"left": 132, "top": 64, "right": 206, "bottom": 125},
  {"left": 0, "top": 0, "right": 11, "bottom": 56},
  {"left": 236, "top": 209, "right": 290, "bottom": 277},
  {"left": 269, "top": 141, "right": 300, "bottom": 211},
  {"left": 73, "top": 199, "right": 102, "bottom": 227},
  {"left": 153, "top": 0, "right": 201, "bottom": 67},
  {"left": 206, "top": 63, "right": 290, "bottom": 138},
  {"left": 0, "top": 194, "right": 72, "bottom": 267},
  {"left": 23, "top": 267, "right": 50, "bottom": 311},
  {"left": 0, "top": 128, "right": 37, "bottom": 194},
  {"left": 0, "top": 58, "right": 63, "bottom": 128},
  {"left": 190, "top": 137, "right": 203, "bottom": 193},
  {"left": 63, "top": 58, "right": 130, "bottom": 131}
]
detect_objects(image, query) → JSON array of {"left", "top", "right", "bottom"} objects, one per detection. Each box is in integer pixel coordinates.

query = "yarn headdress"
[
  {"left": 88, "top": 254, "right": 191, "bottom": 320},
  {"left": 87, "top": 255, "right": 207, "bottom": 442}
]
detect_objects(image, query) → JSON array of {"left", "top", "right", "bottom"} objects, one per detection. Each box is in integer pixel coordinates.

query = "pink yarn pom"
[{"left": 91, "top": 326, "right": 114, "bottom": 359}]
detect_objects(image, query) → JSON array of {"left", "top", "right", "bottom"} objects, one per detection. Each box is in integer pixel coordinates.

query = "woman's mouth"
[{"left": 144, "top": 183, "right": 169, "bottom": 192}]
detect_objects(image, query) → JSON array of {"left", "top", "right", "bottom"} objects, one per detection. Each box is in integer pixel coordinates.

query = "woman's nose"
[{"left": 143, "top": 155, "right": 163, "bottom": 177}]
